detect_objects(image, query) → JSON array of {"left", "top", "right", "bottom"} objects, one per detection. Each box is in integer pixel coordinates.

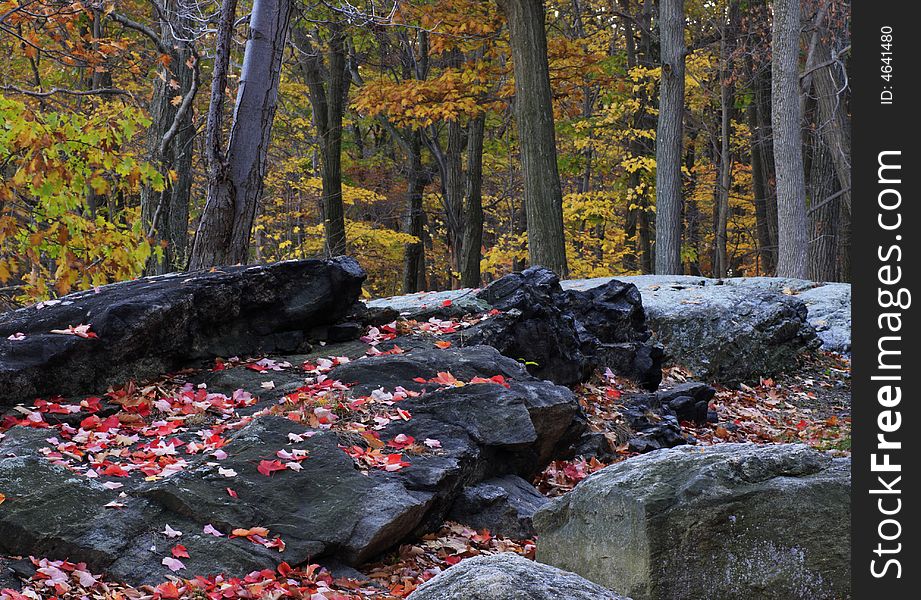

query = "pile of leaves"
[{"left": 0, "top": 523, "right": 532, "bottom": 599}]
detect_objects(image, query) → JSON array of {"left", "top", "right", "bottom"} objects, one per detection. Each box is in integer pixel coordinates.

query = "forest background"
[{"left": 0, "top": 0, "right": 851, "bottom": 302}]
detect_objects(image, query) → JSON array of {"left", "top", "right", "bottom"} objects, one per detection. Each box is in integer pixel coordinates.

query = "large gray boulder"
[
  {"left": 407, "top": 553, "right": 630, "bottom": 600},
  {"left": 0, "top": 257, "right": 367, "bottom": 407},
  {"left": 534, "top": 443, "right": 850, "bottom": 600},
  {"left": 565, "top": 276, "right": 820, "bottom": 384}
]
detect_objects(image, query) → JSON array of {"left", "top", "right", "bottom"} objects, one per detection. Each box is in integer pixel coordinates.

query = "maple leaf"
[
  {"left": 171, "top": 544, "right": 190, "bottom": 558},
  {"left": 49, "top": 324, "right": 97, "bottom": 339},
  {"left": 161, "top": 524, "right": 182, "bottom": 538},
  {"left": 388, "top": 434, "right": 415, "bottom": 449},
  {"left": 231, "top": 526, "right": 270, "bottom": 538},
  {"left": 156, "top": 581, "right": 181, "bottom": 598},
  {"left": 257, "top": 459, "right": 287, "bottom": 476},
  {"left": 161, "top": 556, "right": 185, "bottom": 572},
  {"left": 226, "top": 487, "right": 238, "bottom": 498},
  {"left": 434, "top": 340, "right": 452, "bottom": 349}
]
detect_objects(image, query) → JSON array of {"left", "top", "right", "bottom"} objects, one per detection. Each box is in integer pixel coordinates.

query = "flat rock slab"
[
  {"left": 0, "top": 258, "right": 366, "bottom": 407},
  {"left": 534, "top": 443, "right": 850, "bottom": 600},
  {"left": 0, "top": 345, "right": 581, "bottom": 586},
  {"left": 407, "top": 553, "right": 630, "bottom": 600}
]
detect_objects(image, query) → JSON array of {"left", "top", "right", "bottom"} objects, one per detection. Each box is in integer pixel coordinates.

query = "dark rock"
[
  {"left": 370, "top": 268, "right": 664, "bottom": 390},
  {"left": 448, "top": 475, "right": 549, "bottom": 538},
  {"left": 0, "top": 345, "right": 582, "bottom": 586},
  {"left": 568, "top": 431, "right": 615, "bottom": 461},
  {"left": 535, "top": 443, "right": 851, "bottom": 600},
  {"left": 0, "top": 258, "right": 366, "bottom": 407},
  {"left": 655, "top": 382, "right": 715, "bottom": 425},
  {"left": 461, "top": 268, "right": 662, "bottom": 389},
  {"left": 406, "top": 553, "right": 630, "bottom": 600},
  {"left": 618, "top": 394, "right": 688, "bottom": 452}
]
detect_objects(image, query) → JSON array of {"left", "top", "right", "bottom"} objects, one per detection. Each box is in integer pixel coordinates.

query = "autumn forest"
[{"left": 0, "top": 0, "right": 851, "bottom": 301}]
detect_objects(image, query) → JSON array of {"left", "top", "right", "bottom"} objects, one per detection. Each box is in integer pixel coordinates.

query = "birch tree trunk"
[
  {"left": 189, "top": 0, "right": 291, "bottom": 269},
  {"left": 654, "top": 0, "right": 686, "bottom": 274},
  {"left": 497, "top": 0, "right": 568, "bottom": 276},
  {"left": 771, "top": 0, "right": 809, "bottom": 278}
]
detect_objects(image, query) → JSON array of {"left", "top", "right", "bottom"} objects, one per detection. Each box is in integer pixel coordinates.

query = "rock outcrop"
[
  {"left": 566, "top": 276, "right": 819, "bottom": 384},
  {"left": 0, "top": 258, "right": 367, "bottom": 407},
  {"left": 534, "top": 443, "right": 850, "bottom": 600},
  {"left": 407, "top": 553, "right": 630, "bottom": 600},
  {"left": 0, "top": 344, "right": 581, "bottom": 586},
  {"left": 372, "top": 268, "right": 664, "bottom": 390}
]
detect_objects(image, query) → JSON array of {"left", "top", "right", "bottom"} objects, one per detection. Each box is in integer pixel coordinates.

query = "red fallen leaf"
[
  {"left": 257, "top": 459, "right": 286, "bottom": 476},
  {"left": 388, "top": 434, "right": 415, "bottom": 449},
  {"left": 80, "top": 397, "right": 102, "bottom": 413},
  {"left": 277, "top": 561, "right": 293, "bottom": 577},
  {"left": 795, "top": 419, "right": 808, "bottom": 431},
  {"left": 444, "top": 555, "right": 462, "bottom": 565},
  {"left": 79, "top": 415, "right": 100, "bottom": 429},
  {"left": 434, "top": 340, "right": 452, "bottom": 349},
  {"left": 231, "top": 526, "right": 270, "bottom": 538},
  {"left": 431, "top": 371, "right": 458, "bottom": 386},
  {"left": 171, "top": 544, "right": 190, "bottom": 558},
  {"left": 605, "top": 388, "right": 622, "bottom": 400},
  {"left": 102, "top": 464, "right": 129, "bottom": 477},
  {"left": 412, "top": 377, "right": 427, "bottom": 383},
  {"left": 488, "top": 308, "right": 502, "bottom": 316},
  {"left": 226, "top": 487, "right": 238, "bottom": 498},
  {"left": 384, "top": 453, "right": 410, "bottom": 472},
  {"left": 156, "top": 581, "right": 181, "bottom": 598},
  {"left": 470, "top": 375, "right": 510, "bottom": 388},
  {"left": 213, "top": 359, "right": 226, "bottom": 371},
  {"left": 441, "top": 300, "right": 453, "bottom": 307}
]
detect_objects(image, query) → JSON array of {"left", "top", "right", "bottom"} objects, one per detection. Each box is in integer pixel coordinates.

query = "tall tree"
[
  {"left": 653, "top": 0, "right": 686, "bottom": 274},
  {"left": 189, "top": 0, "right": 292, "bottom": 269},
  {"left": 124, "top": 3, "right": 199, "bottom": 274},
  {"left": 771, "top": 0, "right": 809, "bottom": 278},
  {"left": 294, "top": 16, "right": 350, "bottom": 257},
  {"left": 460, "top": 114, "right": 486, "bottom": 287},
  {"left": 497, "top": 0, "right": 568, "bottom": 276}
]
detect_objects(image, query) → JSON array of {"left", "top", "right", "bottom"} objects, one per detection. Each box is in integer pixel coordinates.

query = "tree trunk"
[
  {"left": 402, "top": 131, "right": 428, "bottom": 293},
  {"left": 771, "top": 0, "right": 809, "bottom": 278},
  {"left": 498, "top": 0, "right": 568, "bottom": 276},
  {"left": 141, "top": 1, "right": 197, "bottom": 274},
  {"left": 189, "top": 0, "right": 291, "bottom": 269},
  {"left": 714, "top": 8, "right": 737, "bottom": 278},
  {"left": 460, "top": 114, "right": 486, "bottom": 288},
  {"left": 653, "top": 0, "right": 686, "bottom": 274},
  {"left": 296, "top": 20, "right": 350, "bottom": 257}
]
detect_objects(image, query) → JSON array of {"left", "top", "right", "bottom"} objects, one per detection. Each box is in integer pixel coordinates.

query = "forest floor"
[{"left": 0, "top": 330, "right": 850, "bottom": 599}]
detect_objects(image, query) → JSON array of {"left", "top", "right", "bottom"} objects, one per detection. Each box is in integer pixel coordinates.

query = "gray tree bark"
[
  {"left": 189, "top": 0, "right": 292, "bottom": 269},
  {"left": 140, "top": 1, "right": 197, "bottom": 274},
  {"left": 654, "top": 0, "right": 686, "bottom": 275},
  {"left": 771, "top": 0, "right": 809, "bottom": 278},
  {"left": 497, "top": 0, "right": 568, "bottom": 276}
]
